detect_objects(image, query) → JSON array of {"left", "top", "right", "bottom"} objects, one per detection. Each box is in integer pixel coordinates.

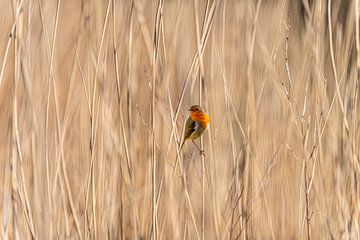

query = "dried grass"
[{"left": 1, "top": 0, "right": 360, "bottom": 239}]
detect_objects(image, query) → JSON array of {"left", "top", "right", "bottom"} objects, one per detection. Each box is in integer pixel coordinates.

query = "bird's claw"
[{"left": 199, "top": 150, "right": 205, "bottom": 156}]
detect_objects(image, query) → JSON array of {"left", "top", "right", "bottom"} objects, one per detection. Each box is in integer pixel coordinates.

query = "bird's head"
[
  {"left": 188, "top": 105, "right": 204, "bottom": 113},
  {"left": 188, "top": 105, "right": 210, "bottom": 127}
]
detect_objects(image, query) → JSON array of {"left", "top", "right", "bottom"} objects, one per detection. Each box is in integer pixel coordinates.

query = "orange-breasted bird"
[{"left": 180, "top": 105, "right": 210, "bottom": 152}]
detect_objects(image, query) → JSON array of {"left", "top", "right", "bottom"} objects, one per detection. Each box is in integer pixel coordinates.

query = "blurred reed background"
[{"left": 1, "top": 0, "right": 360, "bottom": 239}]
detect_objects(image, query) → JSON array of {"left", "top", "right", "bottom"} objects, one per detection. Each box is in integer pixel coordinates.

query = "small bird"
[{"left": 180, "top": 105, "right": 210, "bottom": 153}]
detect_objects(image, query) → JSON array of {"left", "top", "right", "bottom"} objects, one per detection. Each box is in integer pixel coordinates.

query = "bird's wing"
[
  {"left": 180, "top": 117, "right": 197, "bottom": 150},
  {"left": 184, "top": 117, "right": 197, "bottom": 139}
]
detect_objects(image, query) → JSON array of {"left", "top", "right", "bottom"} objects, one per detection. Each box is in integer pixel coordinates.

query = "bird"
[{"left": 179, "top": 105, "right": 210, "bottom": 153}]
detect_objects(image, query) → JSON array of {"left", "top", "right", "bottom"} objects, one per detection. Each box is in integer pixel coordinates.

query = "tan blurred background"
[{"left": 1, "top": 0, "right": 359, "bottom": 239}]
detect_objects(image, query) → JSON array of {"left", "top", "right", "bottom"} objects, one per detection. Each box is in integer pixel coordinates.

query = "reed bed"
[{"left": 1, "top": 0, "right": 360, "bottom": 239}]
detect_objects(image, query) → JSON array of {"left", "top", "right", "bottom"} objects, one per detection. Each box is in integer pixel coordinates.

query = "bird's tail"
[{"left": 179, "top": 138, "right": 186, "bottom": 151}]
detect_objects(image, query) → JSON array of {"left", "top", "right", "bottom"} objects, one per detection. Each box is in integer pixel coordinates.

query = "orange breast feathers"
[{"left": 190, "top": 111, "right": 210, "bottom": 128}]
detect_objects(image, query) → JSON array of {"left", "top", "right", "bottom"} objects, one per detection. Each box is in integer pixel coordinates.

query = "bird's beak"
[{"left": 188, "top": 108, "right": 191, "bottom": 111}]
